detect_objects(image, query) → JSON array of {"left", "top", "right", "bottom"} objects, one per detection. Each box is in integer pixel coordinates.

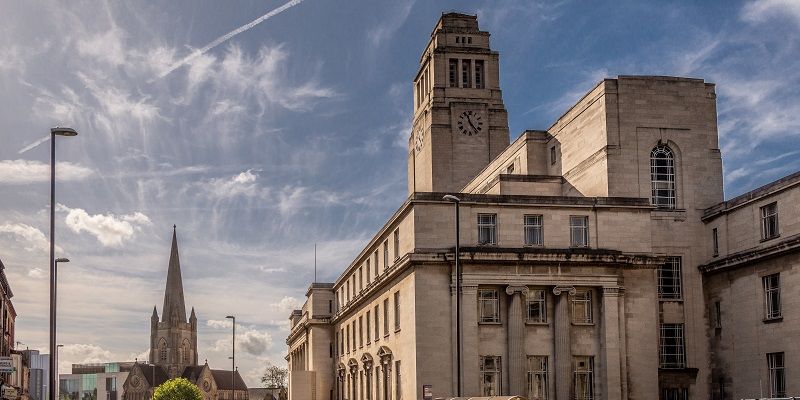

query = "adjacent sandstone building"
[{"left": 286, "top": 13, "right": 799, "bottom": 400}]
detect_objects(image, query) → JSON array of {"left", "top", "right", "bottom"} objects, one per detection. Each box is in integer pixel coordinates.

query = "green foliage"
[{"left": 153, "top": 378, "right": 203, "bottom": 400}]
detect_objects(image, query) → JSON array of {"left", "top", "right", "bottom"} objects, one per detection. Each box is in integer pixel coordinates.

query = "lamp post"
[
  {"left": 56, "top": 343, "right": 64, "bottom": 399},
  {"left": 49, "top": 127, "right": 78, "bottom": 400},
  {"left": 442, "top": 194, "right": 461, "bottom": 396},
  {"left": 225, "top": 315, "right": 235, "bottom": 394}
]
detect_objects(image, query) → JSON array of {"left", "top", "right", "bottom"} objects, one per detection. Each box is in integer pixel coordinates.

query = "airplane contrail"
[
  {"left": 157, "top": 0, "right": 305, "bottom": 79},
  {"left": 18, "top": 135, "right": 51, "bottom": 154}
]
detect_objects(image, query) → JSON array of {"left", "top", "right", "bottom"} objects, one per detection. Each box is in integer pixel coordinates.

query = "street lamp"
[
  {"left": 442, "top": 194, "right": 461, "bottom": 397},
  {"left": 49, "top": 126, "right": 78, "bottom": 400},
  {"left": 225, "top": 315, "right": 235, "bottom": 394}
]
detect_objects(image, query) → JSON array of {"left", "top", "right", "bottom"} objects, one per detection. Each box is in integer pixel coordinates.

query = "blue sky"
[{"left": 0, "top": 0, "right": 798, "bottom": 385}]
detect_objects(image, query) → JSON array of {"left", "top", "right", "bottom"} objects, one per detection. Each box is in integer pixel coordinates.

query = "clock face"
[
  {"left": 457, "top": 110, "right": 483, "bottom": 136},
  {"left": 414, "top": 128, "right": 424, "bottom": 152}
]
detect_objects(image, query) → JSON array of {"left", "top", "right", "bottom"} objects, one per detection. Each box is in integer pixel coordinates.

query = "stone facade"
[{"left": 286, "top": 12, "right": 799, "bottom": 400}]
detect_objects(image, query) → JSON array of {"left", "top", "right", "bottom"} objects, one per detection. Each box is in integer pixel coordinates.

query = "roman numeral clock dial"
[{"left": 457, "top": 110, "right": 484, "bottom": 136}]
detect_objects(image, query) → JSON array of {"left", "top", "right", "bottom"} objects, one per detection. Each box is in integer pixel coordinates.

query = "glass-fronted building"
[{"left": 59, "top": 363, "right": 133, "bottom": 400}]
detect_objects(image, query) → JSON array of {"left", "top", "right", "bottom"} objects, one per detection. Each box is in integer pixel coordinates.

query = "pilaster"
[
  {"left": 601, "top": 286, "right": 624, "bottom": 400},
  {"left": 553, "top": 285, "right": 576, "bottom": 400},
  {"left": 505, "top": 285, "right": 529, "bottom": 396}
]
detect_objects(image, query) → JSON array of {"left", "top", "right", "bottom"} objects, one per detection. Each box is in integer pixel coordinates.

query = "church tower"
[
  {"left": 408, "top": 13, "right": 510, "bottom": 194},
  {"left": 150, "top": 226, "right": 198, "bottom": 378}
]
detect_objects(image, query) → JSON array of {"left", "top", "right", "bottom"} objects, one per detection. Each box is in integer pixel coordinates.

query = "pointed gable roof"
[{"left": 162, "top": 225, "right": 187, "bottom": 324}]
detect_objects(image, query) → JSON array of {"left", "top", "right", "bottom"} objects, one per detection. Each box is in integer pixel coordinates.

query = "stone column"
[
  {"left": 601, "top": 287, "right": 623, "bottom": 400},
  {"left": 505, "top": 285, "right": 529, "bottom": 396},
  {"left": 553, "top": 286, "right": 575, "bottom": 400}
]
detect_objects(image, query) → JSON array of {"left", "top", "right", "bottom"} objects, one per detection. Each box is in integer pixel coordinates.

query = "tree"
[
  {"left": 153, "top": 378, "right": 203, "bottom": 400},
  {"left": 261, "top": 362, "right": 288, "bottom": 389}
]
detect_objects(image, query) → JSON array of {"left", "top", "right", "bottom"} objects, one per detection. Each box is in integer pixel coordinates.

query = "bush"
[{"left": 153, "top": 378, "right": 203, "bottom": 400}]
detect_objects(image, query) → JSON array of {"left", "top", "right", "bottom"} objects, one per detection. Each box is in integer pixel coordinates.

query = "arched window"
[
  {"left": 651, "top": 146, "right": 676, "bottom": 208},
  {"left": 183, "top": 340, "right": 190, "bottom": 363},
  {"left": 159, "top": 339, "right": 167, "bottom": 361}
]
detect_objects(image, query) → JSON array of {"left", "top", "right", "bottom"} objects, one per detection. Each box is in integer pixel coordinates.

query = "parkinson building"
[{"left": 286, "top": 13, "right": 800, "bottom": 400}]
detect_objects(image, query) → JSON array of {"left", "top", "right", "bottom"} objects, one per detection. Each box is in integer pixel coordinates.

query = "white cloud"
[
  {"left": 76, "top": 28, "right": 127, "bottom": 66},
  {"left": 206, "top": 319, "right": 233, "bottom": 329},
  {"left": 742, "top": 0, "right": 800, "bottom": 26},
  {"left": 207, "top": 320, "right": 273, "bottom": 356},
  {"left": 0, "top": 223, "right": 61, "bottom": 253},
  {"left": 271, "top": 296, "right": 301, "bottom": 312},
  {"left": 0, "top": 160, "right": 93, "bottom": 184},
  {"left": 57, "top": 343, "right": 115, "bottom": 374},
  {"left": 196, "top": 169, "right": 265, "bottom": 199},
  {"left": 57, "top": 204, "right": 152, "bottom": 247},
  {"left": 27, "top": 268, "right": 47, "bottom": 279}
]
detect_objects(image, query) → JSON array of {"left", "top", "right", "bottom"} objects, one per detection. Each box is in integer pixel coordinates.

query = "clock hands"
[{"left": 467, "top": 115, "right": 479, "bottom": 133}]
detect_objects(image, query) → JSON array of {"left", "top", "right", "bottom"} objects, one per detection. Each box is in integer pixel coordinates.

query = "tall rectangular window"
[
  {"left": 373, "top": 251, "right": 379, "bottom": 277},
  {"left": 383, "top": 240, "right": 389, "bottom": 270},
  {"left": 358, "top": 267, "right": 363, "bottom": 292},
  {"left": 569, "top": 216, "right": 589, "bottom": 247},
  {"left": 374, "top": 305, "right": 380, "bottom": 341},
  {"left": 573, "top": 356, "right": 594, "bottom": 400},
  {"left": 478, "top": 289, "right": 500, "bottom": 323},
  {"left": 524, "top": 215, "right": 544, "bottom": 246},
  {"left": 661, "top": 388, "right": 688, "bottom": 400},
  {"left": 527, "top": 356, "right": 548, "bottom": 400},
  {"left": 475, "top": 60, "right": 484, "bottom": 89},
  {"left": 767, "top": 352, "right": 786, "bottom": 398},
  {"left": 340, "top": 328, "right": 344, "bottom": 355},
  {"left": 761, "top": 202, "right": 779, "bottom": 240},
  {"left": 366, "top": 311, "right": 371, "bottom": 344},
  {"left": 763, "top": 273, "right": 781, "bottom": 320},
  {"left": 383, "top": 298, "right": 390, "bottom": 336},
  {"left": 346, "top": 280, "right": 351, "bottom": 303},
  {"left": 658, "top": 257, "right": 683, "bottom": 300},
  {"left": 461, "top": 59, "right": 471, "bottom": 88},
  {"left": 480, "top": 356, "right": 501, "bottom": 395},
  {"left": 346, "top": 323, "right": 350, "bottom": 353},
  {"left": 449, "top": 59, "right": 458, "bottom": 87},
  {"left": 571, "top": 290, "right": 592, "bottom": 324},
  {"left": 366, "top": 260, "right": 371, "bottom": 284},
  {"left": 527, "top": 289, "right": 547, "bottom": 323},
  {"left": 659, "top": 324, "right": 686, "bottom": 368},
  {"left": 712, "top": 227, "right": 719, "bottom": 257},
  {"left": 714, "top": 301, "right": 722, "bottom": 329},
  {"left": 394, "top": 291, "right": 401, "bottom": 331},
  {"left": 358, "top": 316, "right": 363, "bottom": 348},
  {"left": 393, "top": 229, "right": 400, "bottom": 260},
  {"left": 478, "top": 213, "right": 497, "bottom": 245},
  {"left": 550, "top": 146, "right": 557, "bottom": 165}
]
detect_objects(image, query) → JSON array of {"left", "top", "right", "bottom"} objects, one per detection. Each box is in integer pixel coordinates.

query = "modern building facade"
[
  {"left": 121, "top": 227, "right": 248, "bottom": 400},
  {"left": 286, "top": 12, "right": 799, "bottom": 400},
  {"left": 23, "top": 350, "right": 50, "bottom": 400},
  {"left": 59, "top": 362, "right": 133, "bottom": 400}
]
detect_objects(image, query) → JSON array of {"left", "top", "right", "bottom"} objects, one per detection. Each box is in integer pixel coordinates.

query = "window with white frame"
[
  {"left": 527, "top": 355, "right": 548, "bottom": 400},
  {"left": 480, "top": 356, "right": 502, "bottom": 396},
  {"left": 767, "top": 352, "right": 786, "bottom": 398},
  {"left": 569, "top": 216, "right": 589, "bottom": 247},
  {"left": 571, "top": 290, "right": 592, "bottom": 324},
  {"left": 658, "top": 257, "right": 682, "bottom": 300},
  {"left": 449, "top": 59, "right": 458, "bottom": 87},
  {"left": 461, "top": 59, "right": 472, "bottom": 88},
  {"left": 659, "top": 324, "right": 686, "bottom": 368},
  {"left": 763, "top": 273, "right": 781, "bottom": 320},
  {"left": 761, "top": 202, "right": 779, "bottom": 240},
  {"left": 651, "top": 145, "right": 676, "bottom": 209},
  {"left": 526, "top": 289, "right": 546, "bottom": 323},
  {"left": 478, "top": 214, "right": 497, "bottom": 245},
  {"left": 475, "top": 60, "right": 484, "bottom": 89},
  {"left": 524, "top": 215, "right": 544, "bottom": 246},
  {"left": 573, "top": 356, "right": 594, "bottom": 400},
  {"left": 479, "top": 289, "right": 500, "bottom": 323}
]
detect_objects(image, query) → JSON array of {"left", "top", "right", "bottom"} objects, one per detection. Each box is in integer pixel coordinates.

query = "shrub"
[{"left": 153, "top": 378, "right": 203, "bottom": 400}]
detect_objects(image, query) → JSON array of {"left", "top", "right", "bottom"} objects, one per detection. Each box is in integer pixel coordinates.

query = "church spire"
[{"left": 162, "top": 225, "right": 187, "bottom": 325}]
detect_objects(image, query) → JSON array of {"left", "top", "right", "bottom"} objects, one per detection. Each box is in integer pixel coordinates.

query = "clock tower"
[{"left": 408, "top": 13, "right": 510, "bottom": 194}]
